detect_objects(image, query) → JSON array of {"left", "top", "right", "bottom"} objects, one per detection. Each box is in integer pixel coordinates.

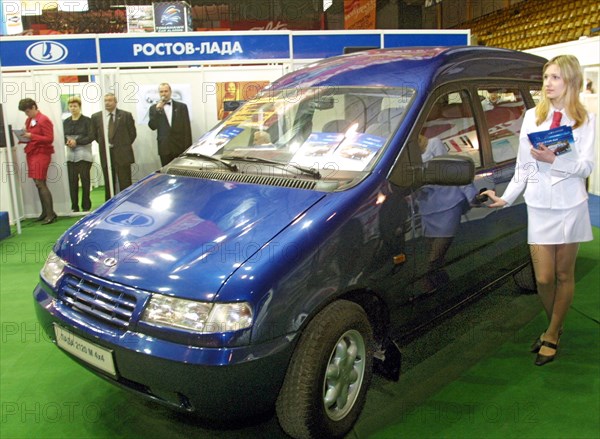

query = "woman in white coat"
[{"left": 484, "top": 55, "right": 596, "bottom": 366}]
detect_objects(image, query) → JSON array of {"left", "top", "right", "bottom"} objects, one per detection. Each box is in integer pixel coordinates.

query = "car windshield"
[{"left": 187, "top": 86, "right": 415, "bottom": 177}]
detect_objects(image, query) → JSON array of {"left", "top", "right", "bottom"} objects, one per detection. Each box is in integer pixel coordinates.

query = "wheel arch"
[{"left": 338, "top": 288, "right": 390, "bottom": 347}]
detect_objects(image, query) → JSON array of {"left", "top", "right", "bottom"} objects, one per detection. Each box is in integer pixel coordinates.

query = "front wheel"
[{"left": 276, "top": 300, "right": 374, "bottom": 439}]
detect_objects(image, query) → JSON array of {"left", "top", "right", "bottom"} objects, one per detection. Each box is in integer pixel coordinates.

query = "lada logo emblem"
[
  {"left": 106, "top": 212, "right": 154, "bottom": 227},
  {"left": 25, "top": 41, "right": 68, "bottom": 64},
  {"left": 103, "top": 257, "right": 118, "bottom": 267}
]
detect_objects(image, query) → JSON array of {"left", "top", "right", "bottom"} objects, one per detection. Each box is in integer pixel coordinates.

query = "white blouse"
[{"left": 501, "top": 106, "right": 596, "bottom": 209}]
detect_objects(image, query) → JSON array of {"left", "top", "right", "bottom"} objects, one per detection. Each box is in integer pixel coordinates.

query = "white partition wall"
[
  {"left": 0, "top": 146, "right": 24, "bottom": 232},
  {"left": 2, "top": 71, "right": 74, "bottom": 218}
]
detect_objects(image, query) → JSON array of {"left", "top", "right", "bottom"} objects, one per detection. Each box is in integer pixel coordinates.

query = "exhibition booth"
[
  {"left": 0, "top": 29, "right": 469, "bottom": 233},
  {"left": 2, "top": 31, "right": 598, "bottom": 235}
]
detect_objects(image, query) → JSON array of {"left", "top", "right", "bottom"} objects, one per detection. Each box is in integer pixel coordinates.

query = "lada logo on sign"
[{"left": 26, "top": 41, "right": 68, "bottom": 64}]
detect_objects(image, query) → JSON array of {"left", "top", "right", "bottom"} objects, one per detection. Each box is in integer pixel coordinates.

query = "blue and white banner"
[
  {"left": 98, "top": 34, "right": 291, "bottom": 64},
  {"left": 292, "top": 33, "right": 381, "bottom": 59},
  {"left": 0, "top": 30, "right": 470, "bottom": 69},
  {"left": 383, "top": 32, "right": 468, "bottom": 48},
  {"left": 0, "top": 37, "right": 97, "bottom": 67}
]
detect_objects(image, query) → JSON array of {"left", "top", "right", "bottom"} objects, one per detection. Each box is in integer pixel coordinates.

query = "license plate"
[{"left": 54, "top": 324, "right": 117, "bottom": 376}]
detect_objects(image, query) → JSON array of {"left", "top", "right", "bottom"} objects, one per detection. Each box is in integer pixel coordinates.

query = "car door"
[{"left": 386, "top": 84, "right": 535, "bottom": 335}]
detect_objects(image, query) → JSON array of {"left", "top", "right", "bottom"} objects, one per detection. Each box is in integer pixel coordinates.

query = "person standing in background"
[
  {"left": 584, "top": 79, "right": 594, "bottom": 94},
  {"left": 90, "top": 93, "right": 136, "bottom": 201},
  {"left": 63, "top": 96, "right": 93, "bottom": 212},
  {"left": 483, "top": 55, "right": 596, "bottom": 366},
  {"left": 17, "top": 98, "right": 57, "bottom": 225},
  {"left": 148, "top": 83, "right": 192, "bottom": 166}
]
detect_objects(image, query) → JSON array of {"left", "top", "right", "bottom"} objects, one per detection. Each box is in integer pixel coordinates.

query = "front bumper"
[{"left": 34, "top": 284, "right": 295, "bottom": 418}]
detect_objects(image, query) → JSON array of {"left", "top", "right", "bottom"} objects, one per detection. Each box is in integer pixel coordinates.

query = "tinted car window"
[
  {"left": 478, "top": 87, "right": 528, "bottom": 163},
  {"left": 420, "top": 91, "right": 481, "bottom": 167}
]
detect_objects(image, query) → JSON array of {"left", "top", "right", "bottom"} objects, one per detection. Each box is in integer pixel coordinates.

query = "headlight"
[
  {"left": 140, "top": 295, "right": 253, "bottom": 333},
  {"left": 40, "top": 251, "right": 66, "bottom": 288}
]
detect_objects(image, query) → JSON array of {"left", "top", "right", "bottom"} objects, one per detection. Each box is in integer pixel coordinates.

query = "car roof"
[{"left": 269, "top": 46, "right": 546, "bottom": 91}]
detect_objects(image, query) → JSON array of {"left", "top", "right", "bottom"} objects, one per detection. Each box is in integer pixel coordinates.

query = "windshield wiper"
[
  {"left": 181, "top": 152, "right": 238, "bottom": 172},
  {"left": 222, "top": 155, "right": 321, "bottom": 179}
]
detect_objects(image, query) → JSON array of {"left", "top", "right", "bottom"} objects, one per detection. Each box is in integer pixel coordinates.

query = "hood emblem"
[
  {"left": 103, "top": 257, "right": 118, "bottom": 267},
  {"left": 107, "top": 212, "right": 154, "bottom": 227}
]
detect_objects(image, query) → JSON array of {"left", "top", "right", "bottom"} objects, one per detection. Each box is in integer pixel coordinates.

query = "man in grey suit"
[
  {"left": 148, "top": 83, "right": 192, "bottom": 166},
  {"left": 90, "top": 93, "right": 137, "bottom": 201}
]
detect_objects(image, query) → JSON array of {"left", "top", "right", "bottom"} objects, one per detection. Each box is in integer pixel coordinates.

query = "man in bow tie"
[{"left": 148, "top": 83, "right": 193, "bottom": 167}]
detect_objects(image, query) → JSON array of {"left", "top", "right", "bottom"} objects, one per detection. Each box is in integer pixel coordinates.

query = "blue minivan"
[{"left": 35, "top": 46, "right": 545, "bottom": 438}]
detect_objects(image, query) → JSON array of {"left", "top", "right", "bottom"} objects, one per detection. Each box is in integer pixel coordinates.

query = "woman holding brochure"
[
  {"left": 483, "top": 55, "right": 596, "bottom": 366},
  {"left": 17, "top": 98, "right": 57, "bottom": 225}
]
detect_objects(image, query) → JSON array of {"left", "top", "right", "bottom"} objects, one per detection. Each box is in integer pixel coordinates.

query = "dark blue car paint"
[
  {"left": 34, "top": 46, "right": 546, "bottom": 416},
  {"left": 53, "top": 172, "right": 325, "bottom": 302}
]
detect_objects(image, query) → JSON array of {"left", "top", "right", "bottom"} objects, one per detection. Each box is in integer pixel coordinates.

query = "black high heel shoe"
[
  {"left": 535, "top": 340, "right": 559, "bottom": 366},
  {"left": 530, "top": 333, "right": 544, "bottom": 353},
  {"left": 34, "top": 213, "right": 47, "bottom": 222},
  {"left": 531, "top": 329, "right": 562, "bottom": 353},
  {"left": 41, "top": 214, "right": 57, "bottom": 225}
]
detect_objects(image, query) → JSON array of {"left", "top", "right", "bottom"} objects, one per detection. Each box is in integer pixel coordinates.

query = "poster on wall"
[
  {"left": 127, "top": 5, "right": 155, "bottom": 33},
  {"left": 153, "top": 1, "right": 192, "bottom": 32},
  {"left": 60, "top": 93, "right": 80, "bottom": 118},
  {"left": 136, "top": 84, "right": 193, "bottom": 124},
  {"left": 344, "top": 0, "right": 376, "bottom": 29},
  {"left": 216, "top": 81, "right": 270, "bottom": 120},
  {"left": 0, "top": 1, "right": 23, "bottom": 35}
]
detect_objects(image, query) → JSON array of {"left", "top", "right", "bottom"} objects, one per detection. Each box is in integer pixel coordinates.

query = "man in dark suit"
[
  {"left": 90, "top": 93, "right": 137, "bottom": 201},
  {"left": 148, "top": 83, "right": 192, "bottom": 166}
]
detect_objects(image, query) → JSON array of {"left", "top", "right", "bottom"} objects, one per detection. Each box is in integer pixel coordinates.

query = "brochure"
[
  {"left": 527, "top": 125, "right": 573, "bottom": 156},
  {"left": 12, "top": 129, "right": 30, "bottom": 143},
  {"left": 291, "top": 131, "right": 385, "bottom": 172}
]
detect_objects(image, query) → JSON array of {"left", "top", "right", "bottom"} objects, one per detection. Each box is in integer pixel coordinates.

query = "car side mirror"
[{"left": 388, "top": 152, "right": 475, "bottom": 187}]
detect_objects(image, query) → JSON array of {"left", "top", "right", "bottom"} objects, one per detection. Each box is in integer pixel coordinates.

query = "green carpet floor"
[{"left": 1, "top": 187, "right": 598, "bottom": 438}]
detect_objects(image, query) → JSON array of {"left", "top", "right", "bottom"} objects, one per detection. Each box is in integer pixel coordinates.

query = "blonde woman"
[{"left": 484, "top": 55, "right": 596, "bottom": 366}]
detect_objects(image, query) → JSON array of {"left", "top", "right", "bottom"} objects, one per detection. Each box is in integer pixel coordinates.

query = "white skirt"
[{"left": 527, "top": 202, "right": 593, "bottom": 244}]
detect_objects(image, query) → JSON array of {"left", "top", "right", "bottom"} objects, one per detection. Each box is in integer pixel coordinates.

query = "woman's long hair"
[{"left": 535, "top": 55, "right": 587, "bottom": 129}]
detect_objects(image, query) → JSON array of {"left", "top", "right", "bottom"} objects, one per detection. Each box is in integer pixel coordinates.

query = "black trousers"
[
  {"left": 67, "top": 160, "right": 92, "bottom": 211},
  {"left": 160, "top": 151, "right": 179, "bottom": 167},
  {"left": 102, "top": 162, "right": 132, "bottom": 201}
]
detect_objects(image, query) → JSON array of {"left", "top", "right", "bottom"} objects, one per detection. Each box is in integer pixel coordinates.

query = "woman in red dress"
[{"left": 18, "top": 98, "right": 57, "bottom": 224}]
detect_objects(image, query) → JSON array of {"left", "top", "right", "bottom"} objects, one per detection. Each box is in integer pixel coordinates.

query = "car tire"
[
  {"left": 276, "top": 300, "right": 374, "bottom": 439},
  {"left": 513, "top": 260, "right": 537, "bottom": 294}
]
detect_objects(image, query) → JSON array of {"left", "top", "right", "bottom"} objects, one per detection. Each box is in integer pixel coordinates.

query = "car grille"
[{"left": 60, "top": 275, "right": 137, "bottom": 329}]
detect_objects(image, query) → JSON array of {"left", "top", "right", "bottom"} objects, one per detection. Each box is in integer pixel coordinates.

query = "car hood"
[{"left": 56, "top": 173, "right": 324, "bottom": 301}]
